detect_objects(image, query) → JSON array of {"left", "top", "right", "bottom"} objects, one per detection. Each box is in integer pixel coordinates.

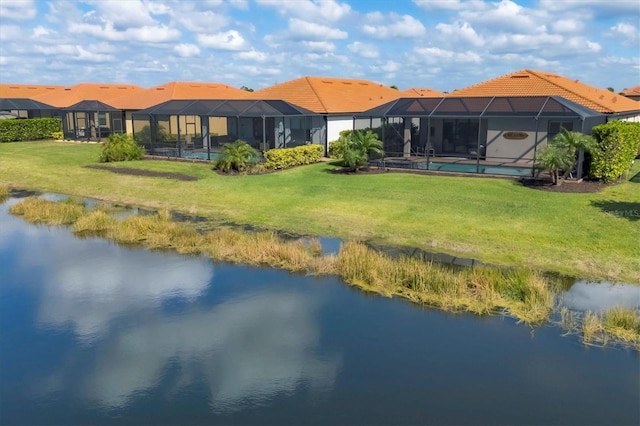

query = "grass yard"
[{"left": 1, "top": 140, "right": 639, "bottom": 283}]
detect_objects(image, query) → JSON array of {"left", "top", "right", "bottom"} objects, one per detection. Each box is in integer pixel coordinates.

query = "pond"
[{"left": 0, "top": 194, "right": 638, "bottom": 425}]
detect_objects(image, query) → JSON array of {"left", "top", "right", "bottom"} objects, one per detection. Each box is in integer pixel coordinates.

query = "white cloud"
[
  {"left": 229, "top": 0, "right": 249, "bottom": 9},
  {"left": 551, "top": 19, "right": 584, "bottom": 33},
  {"left": 302, "top": 41, "right": 336, "bottom": 52},
  {"left": 288, "top": 18, "right": 348, "bottom": 40},
  {"left": 69, "top": 22, "right": 181, "bottom": 43},
  {"left": 234, "top": 49, "right": 268, "bottom": 61},
  {"left": 256, "top": 0, "right": 351, "bottom": 22},
  {"left": 459, "top": 0, "right": 547, "bottom": 34},
  {"left": 347, "top": 42, "right": 379, "bottom": 59},
  {"left": 174, "top": 10, "right": 229, "bottom": 33},
  {"left": 0, "top": 0, "right": 37, "bottom": 20},
  {"left": 412, "top": 0, "right": 466, "bottom": 10},
  {"left": 435, "top": 21, "right": 484, "bottom": 47},
  {"left": 197, "top": 30, "right": 248, "bottom": 50},
  {"left": 362, "top": 14, "right": 426, "bottom": 39},
  {"left": 91, "top": 0, "right": 157, "bottom": 28},
  {"left": 609, "top": 22, "right": 639, "bottom": 44},
  {"left": 0, "top": 24, "right": 22, "bottom": 41},
  {"left": 173, "top": 43, "right": 201, "bottom": 57}
]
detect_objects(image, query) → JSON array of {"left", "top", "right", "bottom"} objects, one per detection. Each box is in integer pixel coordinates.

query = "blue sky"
[{"left": 0, "top": 0, "right": 638, "bottom": 92}]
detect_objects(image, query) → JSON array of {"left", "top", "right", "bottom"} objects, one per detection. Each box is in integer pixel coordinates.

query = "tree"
[
  {"left": 213, "top": 139, "right": 259, "bottom": 172},
  {"left": 536, "top": 128, "right": 594, "bottom": 185},
  {"left": 240, "top": 85, "right": 254, "bottom": 92},
  {"left": 340, "top": 130, "right": 384, "bottom": 172},
  {"left": 390, "top": 85, "right": 399, "bottom": 90}
]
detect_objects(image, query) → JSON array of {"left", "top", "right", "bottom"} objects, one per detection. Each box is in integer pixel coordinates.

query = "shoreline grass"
[
  {"left": 559, "top": 306, "right": 640, "bottom": 350},
  {"left": 0, "top": 183, "right": 8, "bottom": 203},
  {"left": 1, "top": 141, "right": 639, "bottom": 283},
  {"left": 10, "top": 197, "right": 555, "bottom": 326}
]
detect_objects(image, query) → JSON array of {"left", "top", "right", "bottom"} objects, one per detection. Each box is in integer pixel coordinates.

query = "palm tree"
[
  {"left": 214, "top": 139, "right": 259, "bottom": 172},
  {"left": 536, "top": 129, "right": 594, "bottom": 185},
  {"left": 342, "top": 130, "right": 384, "bottom": 172}
]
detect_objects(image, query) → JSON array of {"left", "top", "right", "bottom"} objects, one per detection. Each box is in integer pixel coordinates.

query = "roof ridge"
[
  {"left": 305, "top": 77, "right": 329, "bottom": 114},
  {"left": 526, "top": 69, "right": 613, "bottom": 112}
]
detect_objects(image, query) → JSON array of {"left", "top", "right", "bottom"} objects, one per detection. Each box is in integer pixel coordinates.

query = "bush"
[
  {"left": 328, "top": 130, "right": 352, "bottom": 159},
  {"left": 336, "top": 130, "right": 384, "bottom": 172},
  {"left": 590, "top": 121, "right": 640, "bottom": 182},
  {"left": 99, "top": 133, "right": 145, "bottom": 162},
  {"left": 263, "top": 144, "right": 324, "bottom": 170},
  {"left": 0, "top": 118, "right": 62, "bottom": 142},
  {"left": 51, "top": 131, "right": 63, "bottom": 140},
  {"left": 213, "top": 139, "right": 260, "bottom": 173}
]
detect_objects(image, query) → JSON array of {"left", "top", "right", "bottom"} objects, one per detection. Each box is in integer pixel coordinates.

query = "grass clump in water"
[
  {"left": 0, "top": 183, "right": 9, "bottom": 202},
  {"left": 603, "top": 306, "right": 640, "bottom": 346},
  {"left": 335, "top": 241, "right": 553, "bottom": 324},
  {"left": 73, "top": 210, "right": 117, "bottom": 234},
  {"left": 560, "top": 307, "right": 640, "bottom": 350},
  {"left": 9, "top": 197, "right": 86, "bottom": 225}
]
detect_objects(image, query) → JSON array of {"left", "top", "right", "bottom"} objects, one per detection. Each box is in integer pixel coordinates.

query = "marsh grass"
[
  {"left": 335, "top": 241, "right": 553, "bottom": 324},
  {"left": 8, "top": 197, "right": 562, "bottom": 326},
  {"left": 557, "top": 306, "right": 640, "bottom": 350},
  {"left": 603, "top": 306, "right": 640, "bottom": 346},
  {"left": 9, "top": 197, "right": 86, "bottom": 225},
  {"left": 0, "top": 183, "right": 9, "bottom": 202}
]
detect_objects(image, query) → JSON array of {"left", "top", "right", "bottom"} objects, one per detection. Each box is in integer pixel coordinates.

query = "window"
[
  {"left": 548, "top": 121, "right": 573, "bottom": 140},
  {"left": 98, "top": 112, "right": 107, "bottom": 126},
  {"left": 442, "top": 119, "right": 479, "bottom": 155}
]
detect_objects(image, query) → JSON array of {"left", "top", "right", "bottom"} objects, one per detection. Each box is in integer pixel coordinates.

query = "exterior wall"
[
  {"left": 614, "top": 113, "right": 640, "bottom": 123},
  {"left": 485, "top": 118, "right": 546, "bottom": 163},
  {"left": 327, "top": 116, "right": 353, "bottom": 145},
  {"left": 124, "top": 111, "right": 134, "bottom": 134}
]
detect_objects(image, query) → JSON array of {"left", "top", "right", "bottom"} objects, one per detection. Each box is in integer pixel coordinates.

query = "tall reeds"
[
  {"left": 6, "top": 197, "right": 566, "bottom": 327},
  {"left": 559, "top": 306, "right": 640, "bottom": 350},
  {"left": 0, "top": 184, "right": 9, "bottom": 202}
]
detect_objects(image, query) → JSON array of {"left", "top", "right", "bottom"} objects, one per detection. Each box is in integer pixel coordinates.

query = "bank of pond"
[
  {"left": 7, "top": 193, "right": 640, "bottom": 350},
  {"left": 2, "top": 190, "right": 640, "bottom": 425}
]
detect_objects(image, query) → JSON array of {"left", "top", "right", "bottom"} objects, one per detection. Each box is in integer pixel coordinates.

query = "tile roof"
[
  {"left": 0, "top": 84, "right": 65, "bottom": 99},
  {"left": 33, "top": 83, "right": 145, "bottom": 108},
  {"left": 451, "top": 69, "right": 640, "bottom": 114},
  {"left": 623, "top": 85, "right": 640, "bottom": 97},
  {"left": 251, "top": 76, "right": 402, "bottom": 114},
  {"left": 108, "top": 81, "right": 250, "bottom": 110},
  {"left": 400, "top": 87, "right": 445, "bottom": 97}
]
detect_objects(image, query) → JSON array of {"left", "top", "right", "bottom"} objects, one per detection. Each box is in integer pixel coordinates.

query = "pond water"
[{"left": 0, "top": 195, "right": 638, "bottom": 425}]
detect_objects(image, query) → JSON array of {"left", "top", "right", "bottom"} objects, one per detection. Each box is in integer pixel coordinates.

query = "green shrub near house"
[
  {"left": 263, "top": 144, "right": 324, "bottom": 170},
  {"left": 590, "top": 121, "right": 640, "bottom": 182},
  {"left": 0, "top": 118, "right": 62, "bottom": 142},
  {"left": 99, "top": 133, "right": 145, "bottom": 162}
]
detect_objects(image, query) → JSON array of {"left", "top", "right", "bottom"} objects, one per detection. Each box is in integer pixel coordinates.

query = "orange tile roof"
[
  {"left": 623, "top": 85, "right": 640, "bottom": 97},
  {"left": 32, "top": 83, "right": 145, "bottom": 108},
  {"left": 108, "top": 81, "right": 251, "bottom": 110},
  {"left": 400, "top": 88, "right": 445, "bottom": 97},
  {"left": 0, "top": 84, "right": 65, "bottom": 99},
  {"left": 451, "top": 69, "right": 640, "bottom": 114},
  {"left": 252, "top": 76, "right": 402, "bottom": 114}
]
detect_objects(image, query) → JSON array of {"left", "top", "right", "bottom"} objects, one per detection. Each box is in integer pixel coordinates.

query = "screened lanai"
[
  {"left": 131, "top": 99, "right": 322, "bottom": 160},
  {"left": 355, "top": 95, "right": 605, "bottom": 177},
  {"left": 0, "top": 98, "right": 59, "bottom": 119},
  {"left": 63, "top": 100, "right": 124, "bottom": 141}
]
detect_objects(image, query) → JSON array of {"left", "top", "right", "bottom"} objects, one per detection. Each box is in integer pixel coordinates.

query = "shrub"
[
  {"left": 263, "top": 144, "right": 323, "bottom": 170},
  {"left": 590, "top": 121, "right": 640, "bottom": 182},
  {"left": 0, "top": 118, "right": 62, "bottom": 142},
  {"left": 51, "top": 131, "right": 64, "bottom": 140},
  {"left": 339, "top": 130, "right": 384, "bottom": 172},
  {"left": 99, "top": 133, "right": 145, "bottom": 162},
  {"left": 213, "top": 139, "right": 260, "bottom": 173},
  {"left": 328, "top": 130, "right": 352, "bottom": 159},
  {"left": 535, "top": 129, "right": 594, "bottom": 185}
]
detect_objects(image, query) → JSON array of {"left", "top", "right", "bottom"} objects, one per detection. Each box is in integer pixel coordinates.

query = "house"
[
  {"left": 251, "top": 77, "right": 402, "bottom": 153},
  {"left": 32, "top": 83, "right": 145, "bottom": 139},
  {"left": 400, "top": 88, "right": 445, "bottom": 97},
  {"left": 0, "top": 84, "right": 64, "bottom": 118},
  {"left": 356, "top": 69, "right": 640, "bottom": 176},
  {"left": 623, "top": 85, "right": 640, "bottom": 102},
  {"left": 108, "top": 81, "right": 251, "bottom": 135}
]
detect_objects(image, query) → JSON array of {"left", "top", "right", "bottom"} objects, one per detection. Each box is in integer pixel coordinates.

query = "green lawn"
[{"left": 1, "top": 140, "right": 639, "bottom": 283}]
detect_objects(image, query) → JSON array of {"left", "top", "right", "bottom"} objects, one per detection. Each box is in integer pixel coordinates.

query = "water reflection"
[{"left": 559, "top": 280, "right": 640, "bottom": 312}]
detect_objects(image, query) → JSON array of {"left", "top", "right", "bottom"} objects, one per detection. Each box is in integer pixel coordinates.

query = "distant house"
[
  {"left": 32, "top": 83, "right": 145, "bottom": 139},
  {"left": 108, "top": 81, "right": 251, "bottom": 136},
  {"left": 623, "top": 85, "right": 640, "bottom": 102},
  {"left": 400, "top": 88, "right": 445, "bottom": 98},
  {"left": 251, "top": 77, "right": 402, "bottom": 153},
  {"left": 356, "top": 69, "right": 640, "bottom": 176},
  {"left": 0, "top": 84, "right": 64, "bottom": 118}
]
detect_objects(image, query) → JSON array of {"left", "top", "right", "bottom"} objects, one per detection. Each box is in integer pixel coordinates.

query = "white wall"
[{"left": 327, "top": 116, "right": 353, "bottom": 145}]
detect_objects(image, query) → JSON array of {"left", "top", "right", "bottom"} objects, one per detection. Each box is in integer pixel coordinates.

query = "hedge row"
[
  {"left": 590, "top": 121, "right": 640, "bottom": 182},
  {"left": 0, "top": 118, "right": 62, "bottom": 142},
  {"left": 263, "top": 144, "right": 324, "bottom": 170}
]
